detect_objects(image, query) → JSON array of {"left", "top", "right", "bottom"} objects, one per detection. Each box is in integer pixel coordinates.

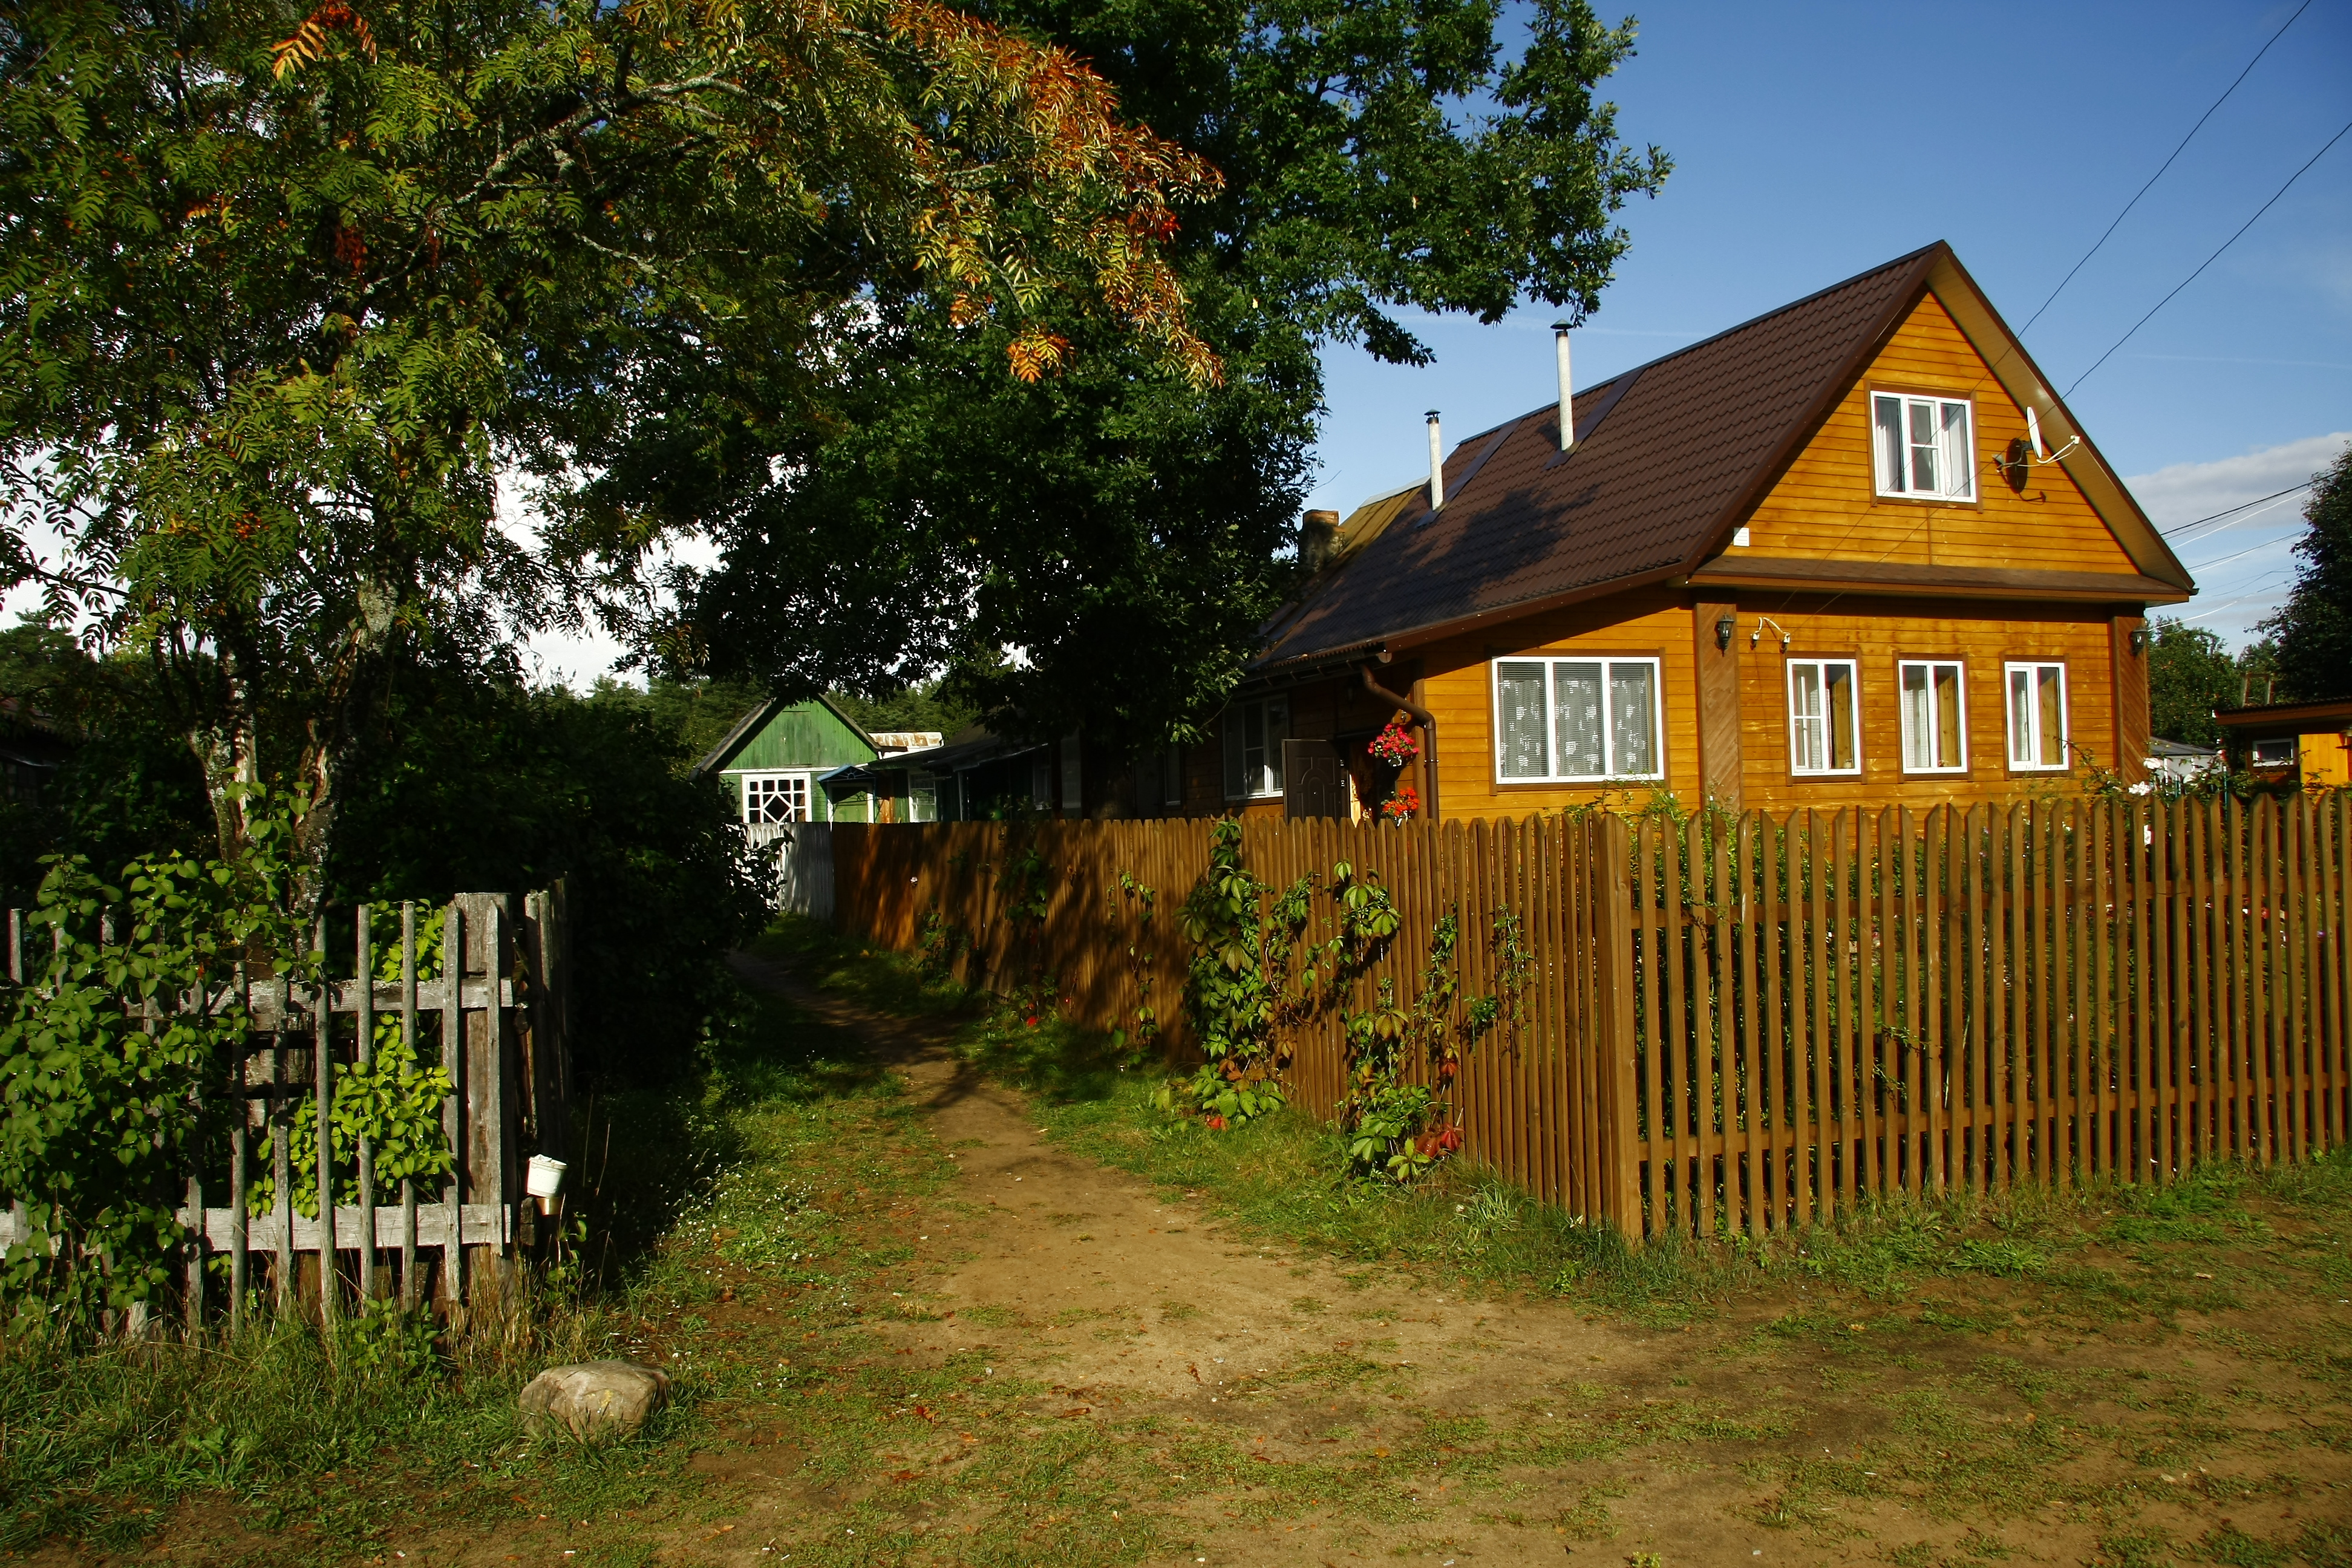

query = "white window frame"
[
  {"left": 1896, "top": 659, "right": 1968, "bottom": 774},
  {"left": 2003, "top": 661, "right": 2070, "bottom": 772},
  {"left": 739, "top": 770, "right": 812, "bottom": 824},
  {"left": 1489, "top": 656, "right": 1665, "bottom": 784},
  {"left": 1222, "top": 696, "right": 1289, "bottom": 799},
  {"left": 1871, "top": 391, "right": 1976, "bottom": 501},
  {"left": 1787, "top": 658, "right": 1862, "bottom": 777},
  {"left": 2249, "top": 737, "right": 2296, "bottom": 769}
]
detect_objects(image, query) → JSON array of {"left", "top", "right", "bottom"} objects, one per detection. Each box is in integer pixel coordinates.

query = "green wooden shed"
[{"left": 693, "top": 696, "right": 884, "bottom": 829}]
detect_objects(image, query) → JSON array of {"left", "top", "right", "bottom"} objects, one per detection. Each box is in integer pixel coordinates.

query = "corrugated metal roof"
[
  {"left": 1253, "top": 241, "right": 2192, "bottom": 671},
  {"left": 1259, "top": 246, "right": 1939, "bottom": 667}
]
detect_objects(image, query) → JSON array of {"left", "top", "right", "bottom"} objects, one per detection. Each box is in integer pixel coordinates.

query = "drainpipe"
[{"left": 1361, "top": 664, "right": 1439, "bottom": 822}]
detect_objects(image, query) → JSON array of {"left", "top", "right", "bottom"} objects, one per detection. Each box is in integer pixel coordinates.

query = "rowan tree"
[{"left": 0, "top": 0, "right": 1220, "bottom": 906}]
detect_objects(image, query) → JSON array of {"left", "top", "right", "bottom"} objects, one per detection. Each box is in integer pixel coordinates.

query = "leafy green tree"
[
  {"left": 2263, "top": 445, "right": 2352, "bottom": 702},
  {"left": 577, "top": 0, "right": 1669, "bottom": 748},
  {"left": 0, "top": 0, "right": 1222, "bottom": 912},
  {"left": 2147, "top": 618, "right": 2238, "bottom": 746}
]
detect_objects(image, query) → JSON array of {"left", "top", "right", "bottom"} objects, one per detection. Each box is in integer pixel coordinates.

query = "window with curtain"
[
  {"left": 1491, "top": 657, "right": 1663, "bottom": 782},
  {"left": 1788, "top": 659, "right": 1860, "bottom": 775},
  {"left": 1221, "top": 696, "right": 1289, "bottom": 798},
  {"left": 1898, "top": 660, "right": 1967, "bottom": 773},
  {"left": 1872, "top": 393, "right": 1975, "bottom": 501},
  {"left": 2004, "top": 661, "right": 2068, "bottom": 770}
]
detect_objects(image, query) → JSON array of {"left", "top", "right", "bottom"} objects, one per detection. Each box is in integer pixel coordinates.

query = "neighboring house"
[
  {"left": 2146, "top": 737, "right": 2222, "bottom": 786},
  {"left": 693, "top": 696, "right": 893, "bottom": 836},
  {"left": 1142, "top": 241, "right": 2194, "bottom": 822},
  {"left": 2212, "top": 698, "right": 2352, "bottom": 788},
  {"left": 869, "top": 725, "right": 1065, "bottom": 822}
]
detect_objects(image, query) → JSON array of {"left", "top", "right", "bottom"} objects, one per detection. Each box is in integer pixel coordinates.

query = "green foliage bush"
[
  {"left": 0, "top": 809, "right": 298, "bottom": 1317},
  {"left": 325, "top": 664, "right": 773, "bottom": 1085}
]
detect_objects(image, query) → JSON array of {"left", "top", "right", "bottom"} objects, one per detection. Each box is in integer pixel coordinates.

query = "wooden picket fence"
[
  {"left": 1, "top": 888, "right": 570, "bottom": 1326},
  {"left": 829, "top": 794, "right": 2351, "bottom": 1238}
]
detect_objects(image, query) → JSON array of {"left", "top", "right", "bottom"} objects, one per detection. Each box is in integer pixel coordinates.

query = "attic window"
[{"left": 1872, "top": 393, "right": 1975, "bottom": 501}]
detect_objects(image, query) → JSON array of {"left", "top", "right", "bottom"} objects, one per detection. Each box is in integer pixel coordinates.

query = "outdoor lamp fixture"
[
  {"left": 1715, "top": 614, "right": 1737, "bottom": 650},
  {"left": 2129, "top": 627, "right": 2149, "bottom": 656}
]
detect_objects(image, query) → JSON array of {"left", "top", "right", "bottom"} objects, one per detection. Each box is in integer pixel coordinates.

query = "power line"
[
  {"left": 2066, "top": 116, "right": 2352, "bottom": 397},
  {"left": 2016, "top": 0, "right": 2314, "bottom": 341},
  {"left": 2186, "top": 532, "right": 2299, "bottom": 573},
  {"left": 2158, "top": 480, "right": 2313, "bottom": 537}
]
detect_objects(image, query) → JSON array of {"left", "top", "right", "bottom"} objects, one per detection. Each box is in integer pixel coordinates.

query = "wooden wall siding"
[
  {"left": 828, "top": 801, "right": 2349, "bottom": 1238},
  {"left": 0, "top": 891, "right": 567, "bottom": 1329},
  {"left": 1739, "top": 291, "right": 2140, "bottom": 574},
  {"left": 1416, "top": 588, "right": 1708, "bottom": 816},
  {"left": 1728, "top": 597, "right": 2122, "bottom": 806},
  {"left": 2111, "top": 616, "right": 2152, "bottom": 784},
  {"left": 1628, "top": 796, "right": 2350, "bottom": 1236},
  {"left": 1694, "top": 599, "right": 1743, "bottom": 811},
  {"left": 724, "top": 702, "right": 876, "bottom": 774}
]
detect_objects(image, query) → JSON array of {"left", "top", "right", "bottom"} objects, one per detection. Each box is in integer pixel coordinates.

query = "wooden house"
[
  {"left": 2213, "top": 697, "right": 2352, "bottom": 787},
  {"left": 694, "top": 696, "right": 893, "bottom": 831},
  {"left": 1153, "top": 242, "right": 2195, "bottom": 821}
]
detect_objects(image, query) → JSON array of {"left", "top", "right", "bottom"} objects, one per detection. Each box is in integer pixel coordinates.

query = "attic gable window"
[
  {"left": 1492, "top": 658, "right": 1662, "bottom": 783},
  {"left": 1872, "top": 393, "right": 1975, "bottom": 501}
]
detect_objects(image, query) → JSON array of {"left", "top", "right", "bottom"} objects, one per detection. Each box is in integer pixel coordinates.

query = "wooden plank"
[
  {"left": 1737, "top": 814, "right": 1763, "bottom": 1235},
  {"left": 2151, "top": 795, "right": 2176, "bottom": 1182},
  {"left": 400, "top": 902, "right": 420, "bottom": 1311},
  {"left": 2248, "top": 808, "right": 2267, "bottom": 1166},
  {"left": 1803, "top": 810, "right": 1828, "bottom": 1224},
  {"left": 442, "top": 902, "right": 466, "bottom": 1305},
  {"left": 1638, "top": 818, "right": 1664, "bottom": 1233},
  {"left": 1599, "top": 817, "right": 1642, "bottom": 1239},
  {"left": 1670, "top": 815, "right": 1699, "bottom": 1235},
  {"left": 356, "top": 904, "right": 376, "bottom": 1301}
]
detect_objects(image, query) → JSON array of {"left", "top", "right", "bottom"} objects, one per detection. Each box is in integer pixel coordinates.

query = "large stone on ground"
[{"left": 518, "top": 1360, "right": 671, "bottom": 1441}]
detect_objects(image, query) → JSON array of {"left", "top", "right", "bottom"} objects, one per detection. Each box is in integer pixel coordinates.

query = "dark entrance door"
[{"left": 1282, "top": 739, "right": 1348, "bottom": 820}]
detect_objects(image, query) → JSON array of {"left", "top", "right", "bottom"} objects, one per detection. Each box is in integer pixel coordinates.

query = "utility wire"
[
  {"left": 2016, "top": 0, "right": 2314, "bottom": 341},
  {"left": 2158, "top": 480, "right": 2313, "bottom": 537},
  {"left": 2066, "top": 116, "right": 2352, "bottom": 397}
]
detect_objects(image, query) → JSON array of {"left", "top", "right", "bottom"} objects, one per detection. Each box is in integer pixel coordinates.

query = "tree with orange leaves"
[{"left": 0, "top": 0, "right": 1220, "bottom": 907}]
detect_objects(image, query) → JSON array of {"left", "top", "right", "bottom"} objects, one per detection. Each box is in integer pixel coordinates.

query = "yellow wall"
[
  {"left": 1740, "top": 292, "right": 2138, "bottom": 573},
  {"left": 2299, "top": 731, "right": 2352, "bottom": 788}
]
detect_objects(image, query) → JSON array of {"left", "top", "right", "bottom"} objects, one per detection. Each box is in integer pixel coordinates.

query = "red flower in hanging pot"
[
  {"left": 1380, "top": 783, "right": 1420, "bottom": 823},
  {"left": 1368, "top": 717, "right": 1420, "bottom": 765}
]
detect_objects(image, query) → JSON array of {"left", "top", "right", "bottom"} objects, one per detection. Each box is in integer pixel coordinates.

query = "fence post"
[
  {"left": 455, "top": 893, "right": 514, "bottom": 1314},
  {"left": 1594, "top": 814, "right": 1644, "bottom": 1241}
]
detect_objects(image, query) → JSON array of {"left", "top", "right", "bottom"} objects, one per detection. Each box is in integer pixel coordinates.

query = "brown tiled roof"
[{"left": 1253, "top": 242, "right": 2189, "bottom": 671}]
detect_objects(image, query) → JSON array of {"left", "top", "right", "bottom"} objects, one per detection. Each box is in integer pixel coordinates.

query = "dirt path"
[{"left": 705, "top": 956, "right": 2229, "bottom": 1568}]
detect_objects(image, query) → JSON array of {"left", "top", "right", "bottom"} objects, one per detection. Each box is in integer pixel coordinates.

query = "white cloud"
[
  {"left": 2126, "top": 431, "right": 2347, "bottom": 532},
  {"left": 2126, "top": 432, "right": 2347, "bottom": 648}
]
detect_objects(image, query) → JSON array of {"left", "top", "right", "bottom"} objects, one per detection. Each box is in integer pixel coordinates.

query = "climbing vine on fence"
[
  {"left": 252, "top": 906, "right": 455, "bottom": 1221},
  {"left": 0, "top": 805, "right": 301, "bottom": 1319},
  {"left": 1151, "top": 818, "right": 1532, "bottom": 1183},
  {"left": 1167, "top": 820, "right": 1402, "bottom": 1126},
  {"left": 1339, "top": 908, "right": 1530, "bottom": 1183}
]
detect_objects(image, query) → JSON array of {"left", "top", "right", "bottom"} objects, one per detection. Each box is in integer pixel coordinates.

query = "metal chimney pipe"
[
  {"left": 1426, "top": 410, "right": 1443, "bottom": 511},
  {"left": 1553, "top": 322, "right": 1574, "bottom": 452}
]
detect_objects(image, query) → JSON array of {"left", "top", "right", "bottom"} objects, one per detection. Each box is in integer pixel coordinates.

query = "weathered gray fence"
[{"left": 1, "top": 887, "right": 570, "bottom": 1326}]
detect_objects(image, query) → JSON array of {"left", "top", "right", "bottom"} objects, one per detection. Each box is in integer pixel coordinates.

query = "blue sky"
[{"left": 1307, "top": 0, "right": 2352, "bottom": 648}]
